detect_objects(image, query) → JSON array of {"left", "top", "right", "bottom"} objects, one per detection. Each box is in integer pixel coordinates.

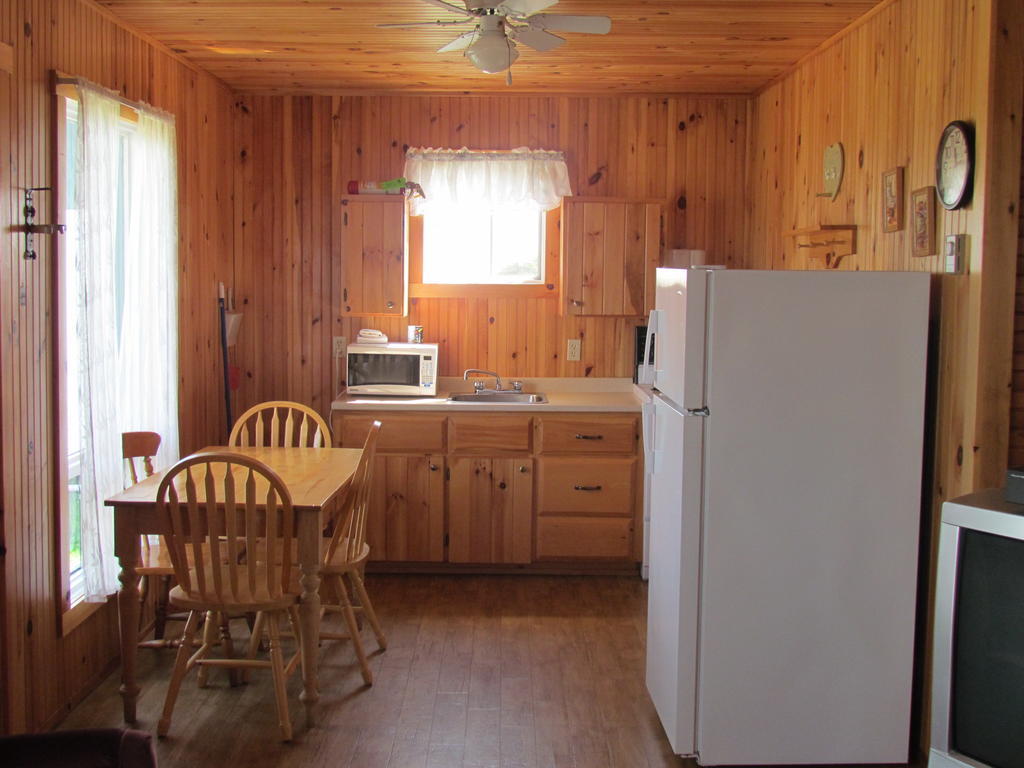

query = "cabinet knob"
[
  {"left": 386, "top": 300, "right": 395, "bottom": 309},
  {"left": 429, "top": 463, "right": 438, "bottom": 471},
  {"left": 519, "top": 465, "right": 528, "bottom": 473},
  {"left": 574, "top": 484, "right": 602, "bottom": 492},
  {"left": 571, "top": 299, "right": 583, "bottom": 307},
  {"left": 498, "top": 481, "right": 507, "bottom": 490}
]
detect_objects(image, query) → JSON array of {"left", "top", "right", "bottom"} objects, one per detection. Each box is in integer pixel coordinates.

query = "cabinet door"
[
  {"left": 562, "top": 199, "right": 661, "bottom": 317},
  {"left": 366, "top": 454, "right": 445, "bottom": 562},
  {"left": 339, "top": 197, "right": 408, "bottom": 316},
  {"left": 448, "top": 458, "right": 533, "bottom": 564}
]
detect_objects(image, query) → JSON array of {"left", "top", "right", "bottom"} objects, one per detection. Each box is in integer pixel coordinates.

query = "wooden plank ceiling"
[{"left": 95, "top": 0, "right": 886, "bottom": 94}]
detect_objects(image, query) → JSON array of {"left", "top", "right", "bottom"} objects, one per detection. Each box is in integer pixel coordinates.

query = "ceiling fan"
[{"left": 379, "top": 0, "right": 612, "bottom": 81}]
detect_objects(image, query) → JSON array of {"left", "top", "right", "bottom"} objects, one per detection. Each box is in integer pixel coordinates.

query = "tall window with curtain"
[
  {"left": 404, "top": 147, "right": 571, "bottom": 285},
  {"left": 59, "top": 80, "right": 179, "bottom": 614}
]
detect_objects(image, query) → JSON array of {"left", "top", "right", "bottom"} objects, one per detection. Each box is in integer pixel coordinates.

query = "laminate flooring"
[{"left": 61, "top": 574, "right": 687, "bottom": 768}]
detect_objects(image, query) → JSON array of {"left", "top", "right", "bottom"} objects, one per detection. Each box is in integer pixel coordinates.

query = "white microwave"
[{"left": 346, "top": 342, "right": 438, "bottom": 396}]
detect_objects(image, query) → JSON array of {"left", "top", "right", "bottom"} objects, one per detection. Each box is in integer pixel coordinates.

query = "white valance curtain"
[
  {"left": 403, "top": 147, "right": 572, "bottom": 215},
  {"left": 75, "top": 81, "right": 179, "bottom": 601}
]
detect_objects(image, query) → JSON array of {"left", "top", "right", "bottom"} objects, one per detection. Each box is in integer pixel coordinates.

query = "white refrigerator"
[{"left": 643, "top": 268, "right": 929, "bottom": 765}]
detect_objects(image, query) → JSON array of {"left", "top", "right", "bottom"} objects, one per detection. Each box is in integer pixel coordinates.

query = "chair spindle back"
[
  {"left": 325, "top": 420, "right": 381, "bottom": 565},
  {"left": 229, "top": 401, "right": 332, "bottom": 448},
  {"left": 123, "top": 431, "right": 162, "bottom": 485},
  {"left": 156, "top": 453, "right": 295, "bottom": 605}
]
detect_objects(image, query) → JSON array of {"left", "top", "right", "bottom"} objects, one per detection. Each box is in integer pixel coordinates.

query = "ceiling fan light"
[{"left": 466, "top": 30, "right": 519, "bottom": 73}]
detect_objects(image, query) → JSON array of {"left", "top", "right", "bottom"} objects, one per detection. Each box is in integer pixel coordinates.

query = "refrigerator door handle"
[
  {"left": 639, "top": 309, "right": 662, "bottom": 385},
  {"left": 641, "top": 401, "right": 655, "bottom": 460},
  {"left": 685, "top": 406, "right": 710, "bottom": 417}
]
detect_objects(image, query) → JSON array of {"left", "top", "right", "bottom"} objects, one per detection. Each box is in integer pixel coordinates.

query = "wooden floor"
[{"left": 62, "top": 574, "right": 687, "bottom": 768}]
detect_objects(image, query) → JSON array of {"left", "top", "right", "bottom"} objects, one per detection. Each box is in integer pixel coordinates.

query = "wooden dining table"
[{"left": 105, "top": 445, "right": 362, "bottom": 727}]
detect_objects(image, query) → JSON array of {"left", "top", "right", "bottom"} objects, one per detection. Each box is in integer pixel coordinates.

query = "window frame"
[
  {"left": 52, "top": 75, "right": 140, "bottom": 636},
  {"left": 408, "top": 206, "right": 561, "bottom": 299}
]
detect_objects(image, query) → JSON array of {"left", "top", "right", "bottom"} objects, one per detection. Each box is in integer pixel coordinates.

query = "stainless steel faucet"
[{"left": 463, "top": 368, "right": 503, "bottom": 392}]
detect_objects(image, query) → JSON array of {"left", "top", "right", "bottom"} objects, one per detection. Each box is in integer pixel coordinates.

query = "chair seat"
[
  {"left": 168, "top": 565, "right": 300, "bottom": 613},
  {"left": 135, "top": 538, "right": 176, "bottom": 576},
  {"left": 137, "top": 540, "right": 231, "bottom": 577},
  {"left": 322, "top": 539, "right": 370, "bottom": 573},
  {"left": 249, "top": 537, "right": 371, "bottom": 572}
]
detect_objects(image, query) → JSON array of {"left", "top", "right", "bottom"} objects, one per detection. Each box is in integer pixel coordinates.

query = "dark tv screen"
[{"left": 951, "top": 528, "right": 1024, "bottom": 768}]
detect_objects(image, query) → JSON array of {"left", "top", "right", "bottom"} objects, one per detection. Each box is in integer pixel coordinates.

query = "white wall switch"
[
  {"left": 567, "top": 339, "right": 582, "bottom": 361},
  {"left": 944, "top": 235, "right": 966, "bottom": 274},
  {"left": 333, "top": 336, "right": 347, "bottom": 357}
]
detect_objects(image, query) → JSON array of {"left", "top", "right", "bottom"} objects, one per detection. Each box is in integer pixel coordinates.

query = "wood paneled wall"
[
  {"left": 230, "top": 94, "right": 748, "bottom": 414},
  {"left": 0, "top": 0, "right": 233, "bottom": 734},
  {"left": 745, "top": 0, "right": 1024, "bottom": 754},
  {"left": 1010, "top": 127, "right": 1024, "bottom": 467}
]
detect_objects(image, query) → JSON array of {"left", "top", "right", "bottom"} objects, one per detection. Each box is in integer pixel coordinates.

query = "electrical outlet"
[
  {"left": 333, "top": 336, "right": 347, "bottom": 357},
  {"left": 567, "top": 339, "right": 582, "bottom": 362}
]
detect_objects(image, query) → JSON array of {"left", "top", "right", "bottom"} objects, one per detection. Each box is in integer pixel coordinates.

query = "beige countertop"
[{"left": 331, "top": 377, "right": 646, "bottom": 413}]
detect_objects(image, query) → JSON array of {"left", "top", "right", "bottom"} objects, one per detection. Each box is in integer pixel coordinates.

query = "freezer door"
[
  {"left": 695, "top": 270, "right": 929, "bottom": 765},
  {"left": 645, "top": 395, "right": 704, "bottom": 756},
  {"left": 653, "top": 268, "right": 709, "bottom": 409}
]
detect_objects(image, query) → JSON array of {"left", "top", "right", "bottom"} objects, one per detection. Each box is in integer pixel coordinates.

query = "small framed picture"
[
  {"left": 882, "top": 167, "right": 904, "bottom": 232},
  {"left": 911, "top": 186, "right": 937, "bottom": 257}
]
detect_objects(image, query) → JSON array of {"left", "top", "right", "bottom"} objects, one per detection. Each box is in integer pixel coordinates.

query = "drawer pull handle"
[
  {"left": 575, "top": 434, "right": 604, "bottom": 440},
  {"left": 574, "top": 484, "right": 603, "bottom": 492}
]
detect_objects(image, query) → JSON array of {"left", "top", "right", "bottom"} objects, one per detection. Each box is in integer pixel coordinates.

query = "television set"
[{"left": 929, "top": 489, "right": 1024, "bottom": 768}]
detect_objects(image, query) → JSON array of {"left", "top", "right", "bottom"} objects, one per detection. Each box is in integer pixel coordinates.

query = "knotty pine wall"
[
  {"left": 1010, "top": 129, "right": 1024, "bottom": 467},
  {"left": 0, "top": 0, "right": 233, "bottom": 733},
  {"left": 230, "top": 94, "right": 748, "bottom": 415},
  {"left": 745, "top": 0, "right": 1023, "bottom": 754}
]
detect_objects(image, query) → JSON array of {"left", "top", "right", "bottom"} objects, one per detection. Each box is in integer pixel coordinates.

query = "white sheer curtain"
[
  {"left": 75, "top": 82, "right": 179, "bottom": 601},
  {"left": 120, "top": 107, "right": 179, "bottom": 470},
  {"left": 403, "top": 147, "right": 572, "bottom": 214}
]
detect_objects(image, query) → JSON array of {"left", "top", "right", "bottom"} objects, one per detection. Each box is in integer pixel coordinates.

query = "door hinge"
[
  {"left": 443, "top": 533, "right": 449, "bottom": 547},
  {"left": 445, "top": 467, "right": 450, "bottom": 480},
  {"left": 0, "top": 543, "right": 6, "bottom": 557}
]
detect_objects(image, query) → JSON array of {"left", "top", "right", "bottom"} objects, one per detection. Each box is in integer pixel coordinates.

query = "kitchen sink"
[{"left": 447, "top": 392, "right": 548, "bottom": 404}]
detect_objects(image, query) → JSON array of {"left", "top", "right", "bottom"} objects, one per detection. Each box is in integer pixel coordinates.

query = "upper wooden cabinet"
[
  {"left": 561, "top": 198, "right": 662, "bottom": 317},
  {"left": 338, "top": 196, "right": 408, "bottom": 317}
]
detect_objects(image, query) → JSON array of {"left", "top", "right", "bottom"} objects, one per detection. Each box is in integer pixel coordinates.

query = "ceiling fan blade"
[
  {"left": 498, "top": 0, "right": 559, "bottom": 17},
  {"left": 528, "top": 13, "right": 611, "bottom": 34},
  {"left": 438, "top": 30, "right": 478, "bottom": 52},
  {"left": 417, "top": 0, "right": 474, "bottom": 15},
  {"left": 378, "top": 19, "right": 471, "bottom": 27},
  {"left": 511, "top": 26, "right": 565, "bottom": 52}
]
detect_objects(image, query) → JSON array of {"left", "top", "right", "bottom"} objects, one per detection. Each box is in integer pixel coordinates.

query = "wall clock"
[{"left": 935, "top": 121, "right": 974, "bottom": 210}]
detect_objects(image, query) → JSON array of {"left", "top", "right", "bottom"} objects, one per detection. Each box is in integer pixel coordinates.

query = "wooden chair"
[
  {"left": 318, "top": 420, "right": 386, "bottom": 685},
  {"left": 123, "top": 432, "right": 178, "bottom": 647},
  {"left": 228, "top": 401, "right": 332, "bottom": 448},
  {"left": 156, "top": 453, "right": 302, "bottom": 741}
]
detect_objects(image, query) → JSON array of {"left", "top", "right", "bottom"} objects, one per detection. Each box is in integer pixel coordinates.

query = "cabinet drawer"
[
  {"left": 539, "top": 457, "right": 635, "bottom": 515},
  {"left": 448, "top": 414, "right": 532, "bottom": 454},
  {"left": 336, "top": 413, "right": 445, "bottom": 453},
  {"left": 536, "top": 517, "right": 632, "bottom": 560},
  {"left": 539, "top": 415, "right": 637, "bottom": 454}
]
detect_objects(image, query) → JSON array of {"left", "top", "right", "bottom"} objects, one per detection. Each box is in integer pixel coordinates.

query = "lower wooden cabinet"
[
  {"left": 536, "top": 516, "right": 633, "bottom": 560},
  {"left": 448, "top": 457, "right": 533, "bottom": 564},
  {"left": 333, "top": 408, "right": 641, "bottom": 568},
  {"left": 365, "top": 454, "right": 445, "bottom": 562}
]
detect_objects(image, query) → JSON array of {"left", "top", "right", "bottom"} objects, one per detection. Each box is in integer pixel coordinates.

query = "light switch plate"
[
  {"left": 567, "top": 339, "right": 582, "bottom": 362},
  {"left": 944, "top": 234, "right": 966, "bottom": 274}
]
